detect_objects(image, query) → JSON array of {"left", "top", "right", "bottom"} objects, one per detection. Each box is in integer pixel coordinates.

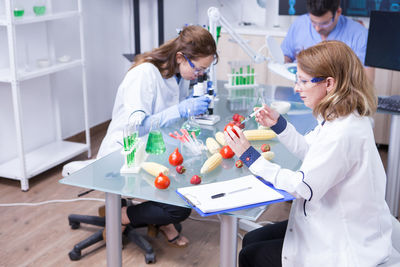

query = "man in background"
[{"left": 281, "top": 0, "right": 374, "bottom": 80}]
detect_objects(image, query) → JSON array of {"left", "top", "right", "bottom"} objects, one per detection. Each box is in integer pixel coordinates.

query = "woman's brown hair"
[
  {"left": 297, "top": 40, "right": 376, "bottom": 121},
  {"left": 130, "top": 25, "right": 218, "bottom": 79}
]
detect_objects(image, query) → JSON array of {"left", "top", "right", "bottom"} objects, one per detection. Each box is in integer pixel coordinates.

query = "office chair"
[{"left": 63, "top": 160, "right": 156, "bottom": 264}]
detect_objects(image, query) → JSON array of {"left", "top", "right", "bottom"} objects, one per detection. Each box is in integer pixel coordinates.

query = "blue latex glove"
[{"left": 178, "top": 96, "right": 211, "bottom": 118}]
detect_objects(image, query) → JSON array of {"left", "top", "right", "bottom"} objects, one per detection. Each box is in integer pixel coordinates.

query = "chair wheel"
[
  {"left": 69, "top": 249, "right": 81, "bottom": 261},
  {"left": 145, "top": 253, "right": 156, "bottom": 264},
  {"left": 70, "top": 221, "right": 80, "bottom": 229}
]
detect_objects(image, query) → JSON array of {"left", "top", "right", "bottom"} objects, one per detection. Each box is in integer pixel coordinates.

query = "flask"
[{"left": 145, "top": 118, "right": 166, "bottom": 154}]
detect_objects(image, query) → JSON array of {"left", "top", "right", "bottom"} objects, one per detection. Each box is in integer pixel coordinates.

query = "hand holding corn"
[{"left": 254, "top": 104, "right": 280, "bottom": 128}]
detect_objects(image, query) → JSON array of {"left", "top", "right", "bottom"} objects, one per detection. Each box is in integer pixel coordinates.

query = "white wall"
[{"left": 0, "top": 0, "right": 131, "bottom": 162}]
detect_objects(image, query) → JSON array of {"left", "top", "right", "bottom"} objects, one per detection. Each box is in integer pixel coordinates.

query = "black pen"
[{"left": 211, "top": 186, "right": 252, "bottom": 199}]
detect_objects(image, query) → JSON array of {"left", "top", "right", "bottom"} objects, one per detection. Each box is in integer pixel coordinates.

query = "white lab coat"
[
  {"left": 98, "top": 63, "right": 189, "bottom": 158},
  {"left": 249, "top": 113, "right": 393, "bottom": 267}
]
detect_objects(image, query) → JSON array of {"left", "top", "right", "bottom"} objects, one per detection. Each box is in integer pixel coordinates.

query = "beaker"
[
  {"left": 33, "top": 0, "right": 46, "bottom": 15},
  {"left": 181, "top": 107, "right": 201, "bottom": 137},
  {"left": 145, "top": 118, "right": 166, "bottom": 155}
]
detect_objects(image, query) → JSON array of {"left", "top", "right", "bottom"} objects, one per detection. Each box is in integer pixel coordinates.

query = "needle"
[{"left": 240, "top": 107, "right": 264, "bottom": 125}]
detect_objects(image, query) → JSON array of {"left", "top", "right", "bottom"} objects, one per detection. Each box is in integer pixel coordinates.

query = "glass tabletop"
[{"left": 60, "top": 83, "right": 317, "bottom": 220}]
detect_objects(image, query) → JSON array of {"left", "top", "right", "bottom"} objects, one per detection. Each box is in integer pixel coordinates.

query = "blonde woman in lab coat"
[
  {"left": 97, "top": 25, "right": 218, "bottom": 247},
  {"left": 225, "top": 41, "right": 392, "bottom": 267}
]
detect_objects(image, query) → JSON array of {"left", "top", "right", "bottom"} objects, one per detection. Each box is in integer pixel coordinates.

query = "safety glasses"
[
  {"left": 182, "top": 54, "right": 208, "bottom": 75},
  {"left": 295, "top": 76, "right": 325, "bottom": 87},
  {"left": 310, "top": 14, "right": 335, "bottom": 29}
]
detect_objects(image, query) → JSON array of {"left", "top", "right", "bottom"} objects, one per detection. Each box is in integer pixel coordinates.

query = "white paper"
[{"left": 177, "top": 175, "right": 284, "bottom": 213}]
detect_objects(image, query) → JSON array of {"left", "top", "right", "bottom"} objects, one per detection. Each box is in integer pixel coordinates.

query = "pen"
[{"left": 211, "top": 186, "right": 252, "bottom": 199}]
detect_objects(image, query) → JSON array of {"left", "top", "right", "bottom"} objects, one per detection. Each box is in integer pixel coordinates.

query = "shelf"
[
  {"left": 0, "top": 141, "right": 89, "bottom": 180},
  {"left": 0, "top": 11, "right": 80, "bottom": 26},
  {"left": 0, "top": 59, "right": 82, "bottom": 83}
]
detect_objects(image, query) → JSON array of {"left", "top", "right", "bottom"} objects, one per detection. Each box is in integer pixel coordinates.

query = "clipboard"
[{"left": 176, "top": 175, "right": 295, "bottom": 217}]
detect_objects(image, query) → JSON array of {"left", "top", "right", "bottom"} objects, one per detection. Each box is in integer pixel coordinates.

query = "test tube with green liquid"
[{"left": 251, "top": 68, "right": 255, "bottom": 84}]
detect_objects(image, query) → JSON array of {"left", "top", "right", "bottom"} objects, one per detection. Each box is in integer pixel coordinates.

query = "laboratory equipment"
[
  {"left": 13, "top": 8, "right": 24, "bottom": 17},
  {"left": 145, "top": 118, "right": 166, "bottom": 154},
  {"left": 120, "top": 124, "right": 147, "bottom": 174},
  {"left": 181, "top": 106, "right": 201, "bottom": 136},
  {"left": 33, "top": 0, "right": 46, "bottom": 16}
]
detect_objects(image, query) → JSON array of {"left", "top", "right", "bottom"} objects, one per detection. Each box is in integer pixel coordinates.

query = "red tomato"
[
  {"left": 169, "top": 147, "right": 183, "bottom": 166},
  {"left": 224, "top": 122, "right": 239, "bottom": 137},
  {"left": 154, "top": 173, "right": 170, "bottom": 189},
  {"left": 232, "top": 113, "right": 240, "bottom": 122},
  {"left": 220, "top": 145, "right": 235, "bottom": 159}
]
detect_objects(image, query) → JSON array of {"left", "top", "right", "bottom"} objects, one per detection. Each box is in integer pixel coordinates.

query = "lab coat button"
[
  {"left": 289, "top": 228, "right": 293, "bottom": 232},
  {"left": 284, "top": 256, "right": 288, "bottom": 260}
]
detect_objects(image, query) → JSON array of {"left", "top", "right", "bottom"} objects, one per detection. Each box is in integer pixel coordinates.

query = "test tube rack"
[
  {"left": 224, "top": 60, "right": 259, "bottom": 99},
  {"left": 120, "top": 139, "right": 148, "bottom": 174}
]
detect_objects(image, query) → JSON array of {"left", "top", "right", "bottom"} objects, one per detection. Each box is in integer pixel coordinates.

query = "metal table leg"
[
  {"left": 386, "top": 114, "right": 400, "bottom": 217},
  {"left": 105, "top": 192, "right": 122, "bottom": 267},
  {"left": 219, "top": 215, "right": 238, "bottom": 267}
]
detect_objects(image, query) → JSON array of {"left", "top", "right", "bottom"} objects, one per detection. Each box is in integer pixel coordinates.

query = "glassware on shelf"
[
  {"left": 13, "top": 7, "right": 25, "bottom": 17},
  {"left": 145, "top": 118, "right": 166, "bottom": 155},
  {"left": 33, "top": 0, "right": 46, "bottom": 16},
  {"left": 181, "top": 107, "right": 201, "bottom": 137}
]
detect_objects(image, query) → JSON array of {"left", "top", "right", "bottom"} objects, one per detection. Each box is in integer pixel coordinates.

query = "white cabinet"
[{"left": 0, "top": 0, "right": 90, "bottom": 191}]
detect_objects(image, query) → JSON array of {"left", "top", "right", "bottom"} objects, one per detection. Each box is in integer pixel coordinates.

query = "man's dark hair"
[{"left": 307, "top": 0, "right": 340, "bottom": 16}]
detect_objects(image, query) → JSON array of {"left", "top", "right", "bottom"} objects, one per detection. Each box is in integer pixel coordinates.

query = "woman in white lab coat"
[
  {"left": 225, "top": 41, "right": 392, "bottom": 266},
  {"left": 97, "top": 25, "right": 218, "bottom": 247}
]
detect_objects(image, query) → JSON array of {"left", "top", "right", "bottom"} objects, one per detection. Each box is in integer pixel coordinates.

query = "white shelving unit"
[{"left": 0, "top": 0, "right": 90, "bottom": 191}]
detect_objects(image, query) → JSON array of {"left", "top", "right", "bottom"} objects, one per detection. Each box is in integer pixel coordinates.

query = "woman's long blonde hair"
[
  {"left": 297, "top": 40, "right": 376, "bottom": 121},
  {"left": 130, "top": 25, "right": 218, "bottom": 79}
]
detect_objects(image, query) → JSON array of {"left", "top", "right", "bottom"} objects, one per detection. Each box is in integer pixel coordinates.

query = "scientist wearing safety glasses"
[
  {"left": 281, "top": 0, "right": 369, "bottom": 67},
  {"left": 226, "top": 41, "right": 393, "bottom": 267},
  {"left": 97, "top": 25, "right": 218, "bottom": 248}
]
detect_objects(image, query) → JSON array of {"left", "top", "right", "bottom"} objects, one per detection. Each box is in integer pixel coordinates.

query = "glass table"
[{"left": 60, "top": 84, "right": 316, "bottom": 267}]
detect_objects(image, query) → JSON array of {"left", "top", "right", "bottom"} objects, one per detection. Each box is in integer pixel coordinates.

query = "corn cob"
[
  {"left": 141, "top": 162, "right": 169, "bottom": 176},
  {"left": 243, "top": 129, "right": 276, "bottom": 141},
  {"left": 200, "top": 153, "right": 223, "bottom": 174},
  {"left": 262, "top": 151, "right": 275, "bottom": 161},
  {"left": 215, "top": 131, "right": 226, "bottom": 146},
  {"left": 206, "top": 137, "right": 221, "bottom": 154}
]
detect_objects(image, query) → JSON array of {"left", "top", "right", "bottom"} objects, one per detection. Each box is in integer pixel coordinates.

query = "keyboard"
[{"left": 378, "top": 95, "right": 400, "bottom": 113}]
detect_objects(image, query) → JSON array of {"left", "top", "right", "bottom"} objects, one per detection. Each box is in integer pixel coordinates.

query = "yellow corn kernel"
[
  {"left": 262, "top": 151, "right": 275, "bottom": 161},
  {"left": 200, "top": 153, "right": 223, "bottom": 174},
  {"left": 206, "top": 137, "right": 221, "bottom": 154},
  {"left": 141, "top": 162, "right": 169, "bottom": 177},
  {"left": 215, "top": 131, "right": 226, "bottom": 146},
  {"left": 243, "top": 129, "right": 276, "bottom": 141}
]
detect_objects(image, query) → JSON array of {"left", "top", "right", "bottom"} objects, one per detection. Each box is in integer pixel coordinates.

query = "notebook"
[{"left": 176, "top": 175, "right": 292, "bottom": 216}]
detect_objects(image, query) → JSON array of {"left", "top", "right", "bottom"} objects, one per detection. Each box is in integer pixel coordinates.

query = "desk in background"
[{"left": 60, "top": 84, "right": 316, "bottom": 267}]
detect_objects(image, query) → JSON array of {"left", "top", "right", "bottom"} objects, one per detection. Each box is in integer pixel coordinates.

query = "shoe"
[
  {"left": 98, "top": 198, "right": 129, "bottom": 217},
  {"left": 159, "top": 228, "right": 188, "bottom": 248},
  {"left": 147, "top": 223, "right": 182, "bottom": 238}
]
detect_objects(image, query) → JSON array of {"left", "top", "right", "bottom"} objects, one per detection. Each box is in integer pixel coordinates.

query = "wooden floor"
[{"left": 0, "top": 122, "right": 390, "bottom": 267}]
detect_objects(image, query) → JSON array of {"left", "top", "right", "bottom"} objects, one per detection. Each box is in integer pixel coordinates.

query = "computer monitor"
[
  {"left": 365, "top": 11, "right": 400, "bottom": 71},
  {"left": 279, "top": 0, "right": 400, "bottom": 17}
]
